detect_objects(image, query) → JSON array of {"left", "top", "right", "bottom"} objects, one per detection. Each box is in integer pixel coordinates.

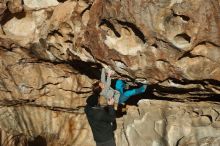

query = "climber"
[
  {"left": 115, "top": 79, "right": 147, "bottom": 111},
  {"left": 99, "top": 68, "right": 120, "bottom": 104},
  {"left": 85, "top": 81, "right": 116, "bottom": 146},
  {"left": 98, "top": 67, "right": 147, "bottom": 111}
]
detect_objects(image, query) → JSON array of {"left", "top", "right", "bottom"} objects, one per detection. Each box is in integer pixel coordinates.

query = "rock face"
[
  {"left": 0, "top": 47, "right": 95, "bottom": 146},
  {"left": 1, "top": 0, "right": 219, "bottom": 98},
  {"left": 0, "top": 106, "right": 94, "bottom": 146},
  {"left": 85, "top": 0, "right": 220, "bottom": 99},
  {"left": 0, "top": 0, "right": 220, "bottom": 145},
  {"left": 23, "top": 0, "right": 59, "bottom": 10},
  {"left": 117, "top": 100, "right": 220, "bottom": 146}
]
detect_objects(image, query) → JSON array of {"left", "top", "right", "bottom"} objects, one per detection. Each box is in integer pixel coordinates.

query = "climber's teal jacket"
[{"left": 115, "top": 79, "right": 147, "bottom": 104}]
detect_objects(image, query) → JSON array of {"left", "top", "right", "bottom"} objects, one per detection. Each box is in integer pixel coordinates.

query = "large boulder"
[
  {"left": 116, "top": 99, "right": 220, "bottom": 146},
  {"left": 0, "top": 0, "right": 220, "bottom": 145}
]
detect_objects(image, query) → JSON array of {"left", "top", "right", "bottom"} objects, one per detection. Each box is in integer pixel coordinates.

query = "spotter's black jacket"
[{"left": 85, "top": 95, "right": 116, "bottom": 143}]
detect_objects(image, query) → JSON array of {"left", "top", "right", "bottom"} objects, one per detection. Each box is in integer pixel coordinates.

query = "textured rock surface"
[
  {"left": 0, "top": 0, "right": 220, "bottom": 145},
  {"left": 23, "top": 0, "right": 59, "bottom": 10},
  {"left": 84, "top": 0, "right": 220, "bottom": 98},
  {"left": 0, "top": 106, "right": 94, "bottom": 146},
  {"left": 0, "top": 47, "right": 94, "bottom": 146},
  {"left": 116, "top": 99, "right": 220, "bottom": 146}
]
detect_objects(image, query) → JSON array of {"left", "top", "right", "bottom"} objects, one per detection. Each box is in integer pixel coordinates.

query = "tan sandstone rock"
[
  {"left": 23, "top": 0, "right": 59, "bottom": 10},
  {"left": 0, "top": 0, "right": 220, "bottom": 145}
]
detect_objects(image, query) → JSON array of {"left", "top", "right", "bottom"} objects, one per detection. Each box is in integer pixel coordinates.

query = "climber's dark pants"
[{"left": 96, "top": 138, "right": 116, "bottom": 146}]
